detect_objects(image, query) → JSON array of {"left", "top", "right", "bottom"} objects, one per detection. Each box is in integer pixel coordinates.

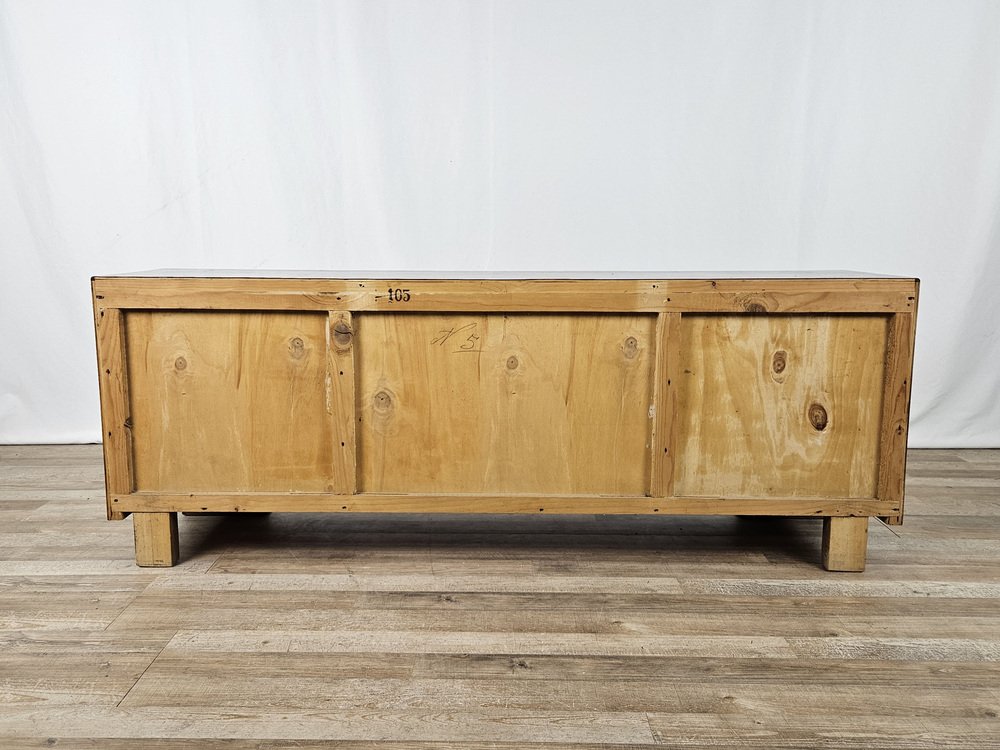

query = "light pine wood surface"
[
  {"left": 675, "top": 314, "right": 888, "bottom": 498},
  {"left": 357, "top": 313, "right": 656, "bottom": 495},
  {"left": 125, "top": 311, "right": 338, "bottom": 493},
  {"left": 94, "top": 275, "right": 919, "bottom": 570},
  {"left": 91, "top": 275, "right": 920, "bottom": 313},
  {"left": 1, "top": 444, "right": 999, "bottom": 749}
]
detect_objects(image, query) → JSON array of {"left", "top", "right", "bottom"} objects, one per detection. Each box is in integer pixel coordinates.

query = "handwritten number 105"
[{"left": 386, "top": 288, "right": 411, "bottom": 303}]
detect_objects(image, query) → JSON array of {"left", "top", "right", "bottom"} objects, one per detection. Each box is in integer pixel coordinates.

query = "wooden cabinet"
[{"left": 93, "top": 271, "right": 918, "bottom": 570}]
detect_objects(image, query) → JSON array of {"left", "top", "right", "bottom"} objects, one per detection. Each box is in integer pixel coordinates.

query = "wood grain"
[
  {"left": 132, "top": 512, "right": 178, "bottom": 567},
  {"left": 357, "top": 313, "right": 655, "bottom": 495},
  {"left": 111, "top": 491, "right": 901, "bottom": 517},
  {"left": 97, "top": 276, "right": 918, "bottom": 574},
  {"left": 822, "top": 516, "right": 869, "bottom": 572},
  {"left": 648, "top": 312, "right": 680, "bottom": 497},
  {"left": 675, "top": 314, "right": 888, "bottom": 498},
  {"left": 92, "top": 276, "right": 920, "bottom": 313},
  {"left": 125, "top": 311, "right": 337, "bottom": 492},
  {"left": 328, "top": 311, "right": 357, "bottom": 494},
  {"left": 878, "top": 308, "right": 918, "bottom": 524},
  {"left": 92, "top": 304, "right": 132, "bottom": 520}
]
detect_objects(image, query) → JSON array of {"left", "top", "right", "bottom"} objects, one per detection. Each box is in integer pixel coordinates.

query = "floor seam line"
[{"left": 114, "top": 630, "right": 176, "bottom": 708}]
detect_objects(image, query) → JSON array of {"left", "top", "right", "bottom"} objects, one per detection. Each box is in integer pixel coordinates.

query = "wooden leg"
[
  {"left": 133, "top": 512, "right": 179, "bottom": 567},
  {"left": 822, "top": 516, "right": 868, "bottom": 572}
]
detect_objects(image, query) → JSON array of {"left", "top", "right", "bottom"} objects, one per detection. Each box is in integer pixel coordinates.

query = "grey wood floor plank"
[
  {"left": 100, "top": 601, "right": 1000, "bottom": 639},
  {"left": 161, "top": 629, "right": 798, "bottom": 658},
  {"left": 0, "top": 707, "right": 659, "bottom": 744},
  {"left": 646, "top": 713, "right": 1000, "bottom": 749},
  {"left": 138, "top": 650, "right": 1000, "bottom": 687},
  {"left": 116, "top": 674, "right": 1000, "bottom": 718}
]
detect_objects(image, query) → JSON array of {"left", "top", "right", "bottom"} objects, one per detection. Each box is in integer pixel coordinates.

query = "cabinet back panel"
[
  {"left": 356, "top": 313, "right": 656, "bottom": 495},
  {"left": 126, "top": 311, "right": 335, "bottom": 492},
  {"left": 675, "top": 314, "right": 888, "bottom": 498}
]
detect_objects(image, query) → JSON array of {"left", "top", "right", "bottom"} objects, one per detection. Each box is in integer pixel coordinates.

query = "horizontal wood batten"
[
  {"left": 92, "top": 277, "right": 917, "bottom": 314},
  {"left": 113, "top": 492, "right": 899, "bottom": 516}
]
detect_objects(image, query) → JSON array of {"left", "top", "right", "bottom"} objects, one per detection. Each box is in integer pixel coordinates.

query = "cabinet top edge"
[{"left": 94, "top": 268, "right": 918, "bottom": 281}]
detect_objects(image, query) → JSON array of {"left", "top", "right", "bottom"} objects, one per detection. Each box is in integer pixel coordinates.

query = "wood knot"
[
  {"left": 374, "top": 390, "right": 393, "bottom": 411},
  {"left": 734, "top": 292, "right": 769, "bottom": 313},
  {"left": 623, "top": 336, "right": 639, "bottom": 359},
  {"left": 808, "top": 402, "right": 829, "bottom": 431},
  {"left": 772, "top": 350, "right": 787, "bottom": 374},
  {"left": 333, "top": 321, "right": 353, "bottom": 348},
  {"left": 289, "top": 337, "right": 305, "bottom": 359},
  {"left": 174, "top": 356, "right": 187, "bottom": 371},
  {"left": 506, "top": 355, "right": 519, "bottom": 370}
]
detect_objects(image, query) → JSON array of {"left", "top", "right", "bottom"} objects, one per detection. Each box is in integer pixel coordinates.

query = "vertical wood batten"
[
  {"left": 93, "top": 303, "right": 133, "bottom": 520},
  {"left": 878, "top": 307, "right": 918, "bottom": 525},
  {"left": 649, "top": 313, "right": 680, "bottom": 498},
  {"left": 329, "top": 311, "right": 357, "bottom": 494}
]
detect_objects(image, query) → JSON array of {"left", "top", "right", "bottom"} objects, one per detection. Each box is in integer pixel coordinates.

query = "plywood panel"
[
  {"left": 126, "top": 311, "right": 336, "bottom": 492},
  {"left": 357, "top": 313, "right": 655, "bottom": 495},
  {"left": 675, "top": 314, "right": 888, "bottom": 498}
]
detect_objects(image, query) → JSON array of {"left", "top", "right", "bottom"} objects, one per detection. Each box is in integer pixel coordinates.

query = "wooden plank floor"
[{"left": 0, "top": 445, "right": 998, "bottom": 749}]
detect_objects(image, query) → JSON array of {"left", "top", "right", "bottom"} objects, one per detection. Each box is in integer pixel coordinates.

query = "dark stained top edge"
[{"left": 96, "top": 268, "right": 916, "bottom": 280}]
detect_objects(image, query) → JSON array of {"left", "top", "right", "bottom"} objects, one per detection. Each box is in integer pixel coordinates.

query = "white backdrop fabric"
[{"left": 1, "top": 0, "right": 999, "bottom": 446}]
